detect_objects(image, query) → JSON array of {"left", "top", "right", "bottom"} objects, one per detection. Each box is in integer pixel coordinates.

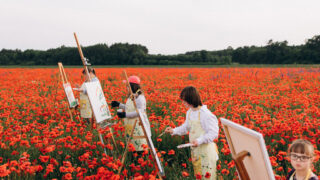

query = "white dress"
[{"left": 173, "top": 105, "right": 219, "bottom": 179}]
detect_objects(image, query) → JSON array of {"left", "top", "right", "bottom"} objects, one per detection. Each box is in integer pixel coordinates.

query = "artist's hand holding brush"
[
  {"left": 73, "top": 84, "right": 83, "bottom": 92},
  {"left": 164, "top": 127, "right": 173, "bottom": 135}
]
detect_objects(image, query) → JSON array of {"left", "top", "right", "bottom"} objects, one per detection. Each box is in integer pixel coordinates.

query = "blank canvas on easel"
[{"left": 220, "top": 118, "right": 275, "bottom": 180}]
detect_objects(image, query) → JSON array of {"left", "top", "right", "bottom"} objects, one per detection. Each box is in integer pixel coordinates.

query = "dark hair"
[
  {"left": 288, "top": 139, "right": 314, "bottom": 157},
  {"left": 180, "top": 86, "right": 202, "bottom": 108},
  {"left": 82, "top": 67, "right": 95, "bottom": 75},
  {"left": 130, "top": 83, "right": 142, "bottom": 95}
]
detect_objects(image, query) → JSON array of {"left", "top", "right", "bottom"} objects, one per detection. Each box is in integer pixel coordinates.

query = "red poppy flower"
[{"left": 182, "top": 171, "right": 189, "bottom": 177}]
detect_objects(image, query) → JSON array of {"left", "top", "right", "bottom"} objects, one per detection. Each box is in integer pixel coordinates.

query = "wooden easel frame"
[
  {"left": 73, "top": 32, "right": 117, "bottom": 155},
  {"left": 58, "top": 62, "right": 79, "bottom": 122},
  {"left": 223, "top": 125, "right": 250, "bottom": 180},
  {"left": 117, "top": 70, "right": 164, "bottom": 179},
  {"left": 221, "top": 118, "right": 275, "bottom": 180}
]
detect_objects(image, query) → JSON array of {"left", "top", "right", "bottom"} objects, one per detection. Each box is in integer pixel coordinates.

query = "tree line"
[{"left": 0, "top": 35, "right": 319, "bottom": 65}]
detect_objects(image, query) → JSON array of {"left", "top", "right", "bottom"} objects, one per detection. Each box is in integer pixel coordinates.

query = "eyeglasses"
[{"left": 289, "top": 154, "right": 312, "bottom": 162}]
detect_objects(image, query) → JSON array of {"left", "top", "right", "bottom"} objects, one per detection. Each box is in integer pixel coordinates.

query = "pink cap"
[{"left": 123, "top": 75, "right": 141, "bottom": 84}]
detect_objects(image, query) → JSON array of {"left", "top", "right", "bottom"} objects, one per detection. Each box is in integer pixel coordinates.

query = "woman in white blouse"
[
  {"left": 165, "top": 86, "right": 219, "bottom": 180},
  {"left": 111, "top": 76, "right": 151, "bottom": 152}
]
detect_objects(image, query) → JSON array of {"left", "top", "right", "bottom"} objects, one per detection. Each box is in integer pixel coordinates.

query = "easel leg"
[
  {"left": 118, "top": 119, "right": 137, "bottom": 174},
  {"left": 148, "top": 148, "right": 163, "bottom": 180},
  {"left": 233, "top": 151, "right": 251, "bottom": 180},
  {"left": 157, "top": 171, "right": 163, "bottom": 180},
  {"left": 109, "top": 128, "right": 118, "bottom": 152},
  {"left": 98, "top": 133, "right": 108, "bottom": 155},
  {"left": 58, "top": 63, "right": 75, "bottom": 123},
  {"left": 91, "top": 118, "right": 94, "bottom": 130},
  {"left": 67, "top": 107, "right": 73, "bottom": 121}
]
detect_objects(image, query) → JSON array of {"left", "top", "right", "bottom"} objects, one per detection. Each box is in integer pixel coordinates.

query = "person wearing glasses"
[{"left": 287, "top": 139, "right": 318, "bottom": 180}]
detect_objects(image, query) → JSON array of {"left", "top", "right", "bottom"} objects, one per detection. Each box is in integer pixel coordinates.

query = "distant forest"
[{"left": 0, "top": 35, "right": 319, "bottom": 65}]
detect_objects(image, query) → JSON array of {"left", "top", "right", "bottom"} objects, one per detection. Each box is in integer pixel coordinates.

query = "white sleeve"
[
  {"left": 172, "top": 111, "right": 190, "bottom": 136},
  {"left": 126, "top": 95, "right": 146, "bottom": 118},
  {"left": 119, "top": 103, "right": 126, "bottom": 110},
  {"left": 196, "top": 111, "right": 219, "bottom": 145}
]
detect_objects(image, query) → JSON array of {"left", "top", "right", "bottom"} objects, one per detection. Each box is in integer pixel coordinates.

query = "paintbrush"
[
  {"left": 157, "top": 126, "right": 169, "bottom": 137},
  {"left": 157, "top": 131, "right": 166, "bottom": 137}
]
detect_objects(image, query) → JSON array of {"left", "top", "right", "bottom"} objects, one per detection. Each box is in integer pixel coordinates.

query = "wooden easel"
[
  {"left": 224, "top": 126, "right": 250, "bottom": 180},
  {"left": 73, "top": 32, "right": 117, "bottom": 155},
  {"left": 117, "top": 70, "right": 164, "bottom": 179},
  {"left": 58, "top": 62, "right": 80, "bottom": 121},
  {"left": 234, "top": 151, "right": 251, "bottom": 180}
]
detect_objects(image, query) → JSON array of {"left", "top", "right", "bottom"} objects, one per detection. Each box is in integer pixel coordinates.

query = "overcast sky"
[{"left": 1, "top": 0, "right": 319, "bottom": 54}]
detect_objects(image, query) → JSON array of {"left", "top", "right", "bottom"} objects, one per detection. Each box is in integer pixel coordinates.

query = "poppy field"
[{"left": 0, "top": 67, "right": 319, "bottom": 179}]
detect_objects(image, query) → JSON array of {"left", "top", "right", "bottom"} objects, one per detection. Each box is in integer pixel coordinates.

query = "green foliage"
[
  {"left": 232, "top": 35, "right": 320, "bottom": 64},
  {"left": 1, "top": 35, "right": 320, "bottom": 65}
]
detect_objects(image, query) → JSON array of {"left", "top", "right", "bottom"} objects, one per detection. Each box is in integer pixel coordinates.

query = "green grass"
[{"left": 0, "top": 64, "right": 319, "bottom": 68}]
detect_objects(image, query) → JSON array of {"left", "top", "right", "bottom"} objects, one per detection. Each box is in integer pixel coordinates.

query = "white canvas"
[
  {"left": 84, "top": 81, "right": 111, "bottom": 123},
  {"left": 220, "top": 118, "right": 275, "bottom": 180},
  {"left": 63, "top": 82, "right": 78, "bottom": 108}
]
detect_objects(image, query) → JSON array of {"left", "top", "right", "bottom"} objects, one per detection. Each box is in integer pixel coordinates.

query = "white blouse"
[
  {"left": 119, "top": 94, "right": 151, "bottom": 137},
  {"left": 119, "top": 94, "right": 146, "bottom": 118},
  {"left": 172, "top": 105, "right": 219, "bottom": 145}
]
